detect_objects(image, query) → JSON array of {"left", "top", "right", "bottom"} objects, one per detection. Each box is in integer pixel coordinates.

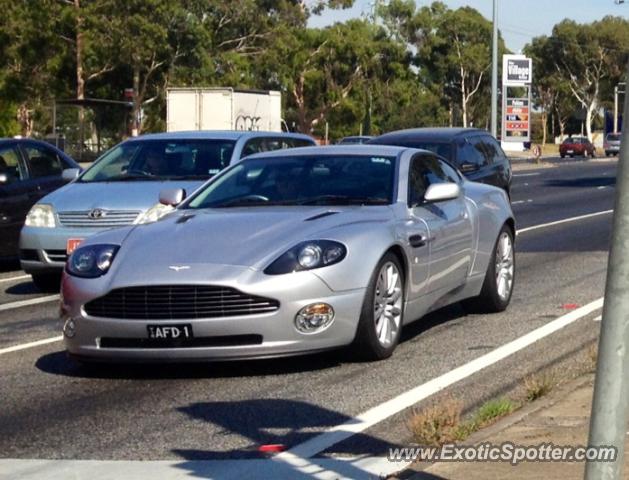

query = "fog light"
[
  {"left": 63, "top": 318, "right": 77, "bottom": 338},
  {"left": 295, "top": 303, "right": 335, "bottom": 334}
]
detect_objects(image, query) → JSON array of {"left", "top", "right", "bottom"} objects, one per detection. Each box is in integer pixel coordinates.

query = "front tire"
[
  {"left": 463, "top": 225, "right": 515, "bottom": 313},
  {"left": 32, "top": 273, "right": 61, "bottom": 293},
  {"left": 353, "top": 253, "right": 405, "bottom": 361}
]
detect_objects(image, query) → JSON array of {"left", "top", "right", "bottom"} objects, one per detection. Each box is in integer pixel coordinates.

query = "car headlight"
[
  {"left": 134, "top": 203, "right": 174, "bottom": 224},
  {"left": 25, "top": 204, "right": 56, "bottom": 228},
  {"left": 264, "top": 240, "right": 346, "bottom": 275},
  {"left": 66, "top": 244, "right": 119, "bottom": 278}
]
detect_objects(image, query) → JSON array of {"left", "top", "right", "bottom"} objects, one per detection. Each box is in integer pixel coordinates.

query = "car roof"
[
  {"left": 134, "top": 130, "right": 314, "bottom": 142},
  {"left": 370, "top": 127, "right": 488, "bottom": 143},
  {"left": 245, "top": 145, "right": 410, "bottom": 160}
]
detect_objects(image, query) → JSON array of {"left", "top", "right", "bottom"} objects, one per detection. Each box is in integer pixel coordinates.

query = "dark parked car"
[
  {"left": 368, "top": 128, "right": 512, "bottom": 196},
  {"left": 338, "top": 136, "right": 373, "bottom": 145},
  {"left": 559, "top": 136, "right": 596, "bottom": 158},
  {"left": 0, "top": 138, "right": 80, "bottom": 258}
]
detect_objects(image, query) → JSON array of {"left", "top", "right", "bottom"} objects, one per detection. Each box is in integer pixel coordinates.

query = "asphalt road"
[{"left": 0, "top": 159, "right": 618, "bottom": 476}]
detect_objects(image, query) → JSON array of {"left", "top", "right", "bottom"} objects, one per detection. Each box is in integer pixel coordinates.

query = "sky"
[{"left": 310, "top": 0, "right": 628, "bottom": 52}]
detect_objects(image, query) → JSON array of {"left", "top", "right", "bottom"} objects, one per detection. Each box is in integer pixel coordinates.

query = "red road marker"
[
  {"left": 561, "top": 303, "right": 580, "bottom": 310},
  {"left": 258, "top": 444, "right": 287, "bottom": 454}
]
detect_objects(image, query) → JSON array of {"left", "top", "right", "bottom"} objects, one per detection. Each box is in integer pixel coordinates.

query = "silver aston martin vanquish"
[{"left": 61, "top": 146, "right": 515, "bottom": 362}]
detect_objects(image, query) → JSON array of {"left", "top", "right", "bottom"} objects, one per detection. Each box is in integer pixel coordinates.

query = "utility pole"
[
  {"left": 490, "top": 0, "right": 498, "bottom": 138},
  {"left": 614, "top": 83, "right": 625, "bottom": 134},
  {"left": 585, "top": 61, "right": 629, "bottom": 480}
]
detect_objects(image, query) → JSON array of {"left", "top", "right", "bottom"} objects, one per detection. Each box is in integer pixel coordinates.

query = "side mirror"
[
  {"left": 459, "top": 162, "right": 479, "bottom": 174},
  {"left": 159, "top": 188, "right": 186, "bottom": 207},
  {"left": 0, "top": 173, "right": 7, "bottom": 185},
  {"left": 62, "top": 168, "right": 80, "bottom": 182},
  {"left": 424, "top": 182, "right": 461, "bottom": 203}
]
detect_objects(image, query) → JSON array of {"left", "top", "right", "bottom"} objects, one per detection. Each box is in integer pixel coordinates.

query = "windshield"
[
  {"left": 186, "top": 154, "right": 396, "bottom": 208},
  {"left": 607, "top": 134, "right": 621, "bottom": 142},
  {"left": 79, "top": 139, "right": 236, "bottom": 182}
]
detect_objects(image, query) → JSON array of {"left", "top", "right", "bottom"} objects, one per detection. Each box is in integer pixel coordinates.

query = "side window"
[
  {"left": 285, "top": 138, "right": 314, "bottom": 148},
  {"left": 24, "top": 144, "right": 63, "bottom": 178},
  {"left": 0, "top": 145, "right": 27, "bottom": 185},
  {"left": 456, "top": 139, "right": 486, "bottom": 169},
  {"left": 241, "top": 138, "right": 264, "bottom": 157},
  {"left": 470, "top": 137, "right": 492, "bottom": 166},
  {"left": 408, "top": 155, "right": 459, "bottom": 206},
  {"left": 478, "top": 135, "right": 506, "bottom": 164}
]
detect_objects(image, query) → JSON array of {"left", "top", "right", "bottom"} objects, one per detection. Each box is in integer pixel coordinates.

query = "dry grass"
[
  {"left": 523, "top": 372, "right": 556, "bottom": 402},
  {"left": 407, "top": 397, "right": 463, "bottom": 446}
]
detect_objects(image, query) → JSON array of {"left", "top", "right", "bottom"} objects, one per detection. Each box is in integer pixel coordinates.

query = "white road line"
[
  {"left": 594, "top": 315, "right": 602, "bottom": 322},
  {"left": 597, "top": 186, "right": 607, "bottom": 190},
  {"left": 513, "top": 173, "right": 541, "bottom": 178},
  {"left": 517, "top": 210, "right": 614, "bottom": 235},
  {"left": 276, "top": 298, "right": 603, "bottom": 462},
  {"left": 0, "top": 294, "right": 59, "bottom": 313},
  {"left": 0, "top": 336, "right": 63, "bottom": 356},
  {"left": 0, "top": 274, "right": 30, "bottom": 284}
]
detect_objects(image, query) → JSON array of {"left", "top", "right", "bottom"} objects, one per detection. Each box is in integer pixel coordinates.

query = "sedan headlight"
[
  {"left": 66, "top": 244, "right": 119, "bottom": 278},
  {"left": 134, "top": 203, "right": 174, "bottom": 224},
  {"left": 264, "top": 240, "right": 346, "bottom": 275},
  {"left": 25, "top": 204, "right": 56, "bottom": 228}
]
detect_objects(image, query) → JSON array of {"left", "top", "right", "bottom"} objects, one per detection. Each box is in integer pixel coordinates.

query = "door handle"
[{"left": 409, "top": 234, "right": 430, "bottom": 248}]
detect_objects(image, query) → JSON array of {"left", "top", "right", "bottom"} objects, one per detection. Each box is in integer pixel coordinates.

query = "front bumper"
[
  {"left": 20, "top": 226, "right": 114, "bottom": 274},
  {"left": 61, "top": 265, "right": 366, "bottom": 362}
]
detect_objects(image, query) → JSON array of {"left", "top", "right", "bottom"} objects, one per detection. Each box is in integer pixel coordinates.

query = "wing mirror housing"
[
  {"left": 424, "top": 182, "right": 461, "bottom": 203},
  {"left": 62, "top": 168, "right": 81, "bottom": 182},
  {"left": 459, "top": 162, "right": 479, "bottom": 174},
  {"left": 159, "top": 188, "right": 186, "bottom": 207}
]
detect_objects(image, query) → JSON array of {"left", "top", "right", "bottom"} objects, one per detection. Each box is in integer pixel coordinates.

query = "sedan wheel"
[
  {"left": 463, "top": 225, "right": 515, "bottom": 313},
  {"left": 353, "top": 253, "right": 404, "bottom": 360}
]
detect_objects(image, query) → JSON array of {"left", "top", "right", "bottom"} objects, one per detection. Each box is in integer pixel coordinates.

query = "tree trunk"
[
  {"left": 461, "top": 85, "right": 468, "bottom": 128},
  {"left": 541, "top": 110, "right": 547, "bottom": 147},
  {"left": 17, "top": 103, "right": 33, "bottom": 137},
  {"left": 585, "top": 100, "right": 596, "bottom": 141}
]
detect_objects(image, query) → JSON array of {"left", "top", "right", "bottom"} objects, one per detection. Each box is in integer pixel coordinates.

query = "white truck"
[{"left": 166, "top": 88, "right": 283, "bottom": 132}]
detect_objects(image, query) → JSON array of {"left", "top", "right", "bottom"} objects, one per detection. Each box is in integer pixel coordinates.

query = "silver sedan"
[{"left": 60, "top": 146, "right": 515, "bottom": 362}]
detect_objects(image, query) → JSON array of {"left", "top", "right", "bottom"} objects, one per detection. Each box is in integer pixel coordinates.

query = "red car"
[{"left": 559, "top": 136, "right": 596, "bottom": 158}]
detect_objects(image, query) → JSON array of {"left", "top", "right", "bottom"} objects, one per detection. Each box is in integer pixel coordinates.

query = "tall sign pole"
[
  {"left": 491, "top": 0, "right": 498, "bottom": 138},
  {"left": 585, "top": 61, "right": 629, "bottom": 480},
  {"left": 501, "top": 55, "right": 532, "bottom": 152}
]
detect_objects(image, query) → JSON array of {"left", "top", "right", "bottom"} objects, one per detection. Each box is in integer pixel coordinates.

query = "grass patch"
[
  {"left": 523, "top": 372, "right": 556, "bottom": 402},
  {"left": 407, "top": 397, "right": 462, "bottom": 446}
]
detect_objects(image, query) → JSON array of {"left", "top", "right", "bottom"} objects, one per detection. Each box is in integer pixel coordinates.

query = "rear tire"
[
  {"left": 462, "top": 225, "right": 515, "bottom": 314},
  {"left": 352, "top": 253, "right": 405, "bottom": 361},
  {"left": 31, "top": 273, "right": 61, "bottom": 293}
]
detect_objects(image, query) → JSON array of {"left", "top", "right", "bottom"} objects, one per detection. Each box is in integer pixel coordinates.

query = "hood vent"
[
  {"left": 304, "top": 211, "right": 340, "bottom": 222},
  {"left": 176, "top": 214, "right": 195, "bottom": 224}
]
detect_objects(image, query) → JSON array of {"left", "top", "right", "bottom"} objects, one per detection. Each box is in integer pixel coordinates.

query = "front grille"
[
  {"left": 85, "top": 285, "right": 281, "bottom": 320},
  {"left": 44, "top": 249, "right": 67, "bottom": 262},
  {"left": 100, "top": 335, "right": 263, "bottom": 349},
  {"left": 58, "top": 210, "right": 140, "bottom": 228}
]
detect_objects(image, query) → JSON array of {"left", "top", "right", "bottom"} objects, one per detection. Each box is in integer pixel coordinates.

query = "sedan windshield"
[
  {"left": 186, "top": 155, "right": 396, "bottom": 208},
  {"left": 79, "top": 139, "right": 236, "bottom": 182}
]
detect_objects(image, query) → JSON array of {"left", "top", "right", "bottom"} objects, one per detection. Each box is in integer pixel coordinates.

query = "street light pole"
[
  {"left": 585, "top": 62, "right": 629, "bottom": 480},
  {"left": 614, "top": 83, "right": 625, "bottom": 134},
  {"left": 491, "top": 0, "right": 498, "bottom": 138}
]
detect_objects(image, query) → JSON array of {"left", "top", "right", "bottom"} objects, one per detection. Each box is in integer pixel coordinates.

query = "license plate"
[
  {"left": 66, "top": 238, "right": 84, "bottom": 254},
  {"left": 147, "top": 324, "right": 193, "bottom": 340},
  {"left": 566, "top": 150, "right": 574, "bottom": 154}
]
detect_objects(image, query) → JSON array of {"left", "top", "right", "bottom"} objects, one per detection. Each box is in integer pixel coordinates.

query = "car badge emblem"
[
  {"left": 88, "top": 208, "right": 106, "bottom": 219},
  {"left": 169, "top": 265, "right": 190, "bottom": 272}
]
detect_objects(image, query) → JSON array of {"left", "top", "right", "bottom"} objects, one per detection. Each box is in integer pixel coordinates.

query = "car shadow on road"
[
  {"left": 35, "top": 348, "right": 347, "bottom": 380},
  {"left": 5, "top": 281, "right": 40, "bottom": 296},
  {"left": 544, "top": 176, "right": 616, "bottom": 188}
]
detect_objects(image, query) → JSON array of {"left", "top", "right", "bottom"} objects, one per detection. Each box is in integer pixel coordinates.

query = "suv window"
[
  {"left": 241, "top": 137, "right": 312, "bottom": 157},
  {"left": 0, "top": 145, "right": 27, "bottom": 184},
  {"left": 456, "top": 138, "right": 486, "bottom": 169},
  {"left": 24, "top": 144, "right": 63, "bottom": 178},
  {"left": 408, "top": 154, "right": 460, "bottom": 206},
  {"left": 477, "top": 135, "right": 506, "bottom": 164}
]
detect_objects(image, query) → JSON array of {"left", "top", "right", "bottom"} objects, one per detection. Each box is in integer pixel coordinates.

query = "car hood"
[
  {"left": 108, "top": 206, "right": 393, "bottom": 274},
  {"left": 40, "top": 180, "right": 205, "bottom": 212}
]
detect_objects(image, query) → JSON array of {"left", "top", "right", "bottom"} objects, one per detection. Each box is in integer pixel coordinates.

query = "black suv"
[
  {"left": 0, "top": 138, "right": 80, "bottom": 258},
  {"left": 368, "top": 128, "right": 512, "bottom": 196}
]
